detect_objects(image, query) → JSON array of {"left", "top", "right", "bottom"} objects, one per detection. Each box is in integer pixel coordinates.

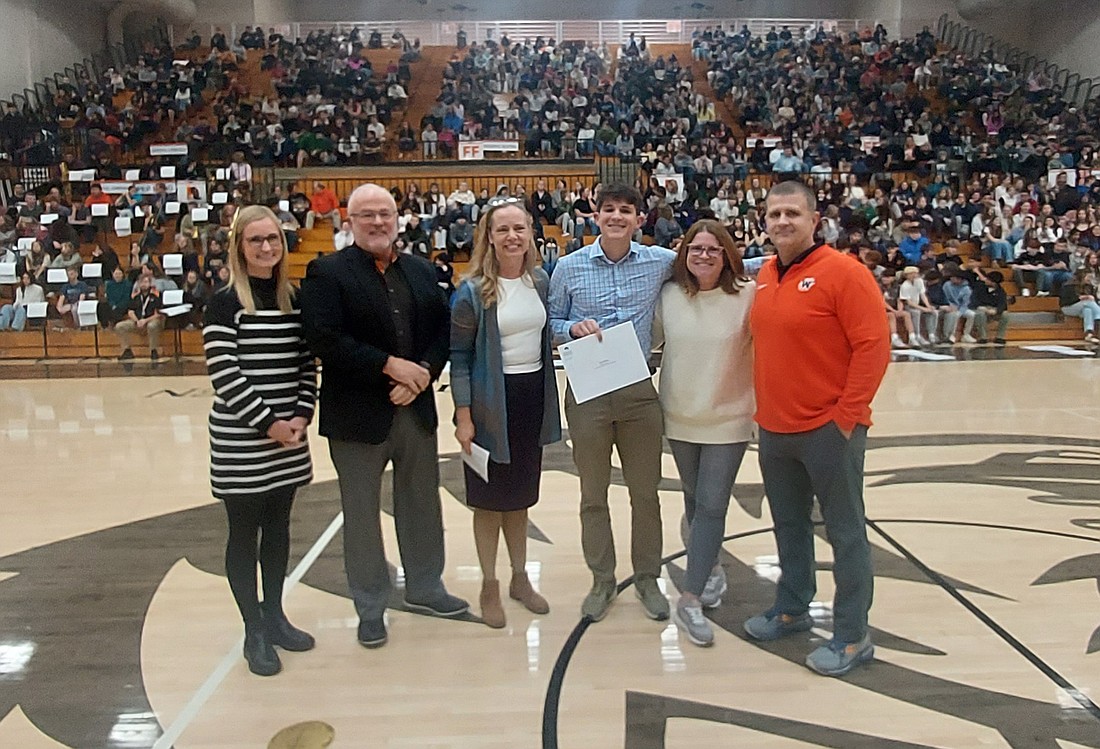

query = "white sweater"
[{"left": 653, "top": 281, "right": 756, "bottom": 443}]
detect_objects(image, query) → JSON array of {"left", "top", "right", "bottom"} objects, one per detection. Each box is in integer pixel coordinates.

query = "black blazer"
[{"left": 300, "top": 246, "right": 450, "bottom": 444}]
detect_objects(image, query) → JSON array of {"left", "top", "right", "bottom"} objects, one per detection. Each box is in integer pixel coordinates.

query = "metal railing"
[
  {"left": 935, "top": 13, "right": 1099, "bottom": 107},
  {"left": 172, "top": 17, "right": 879, "bottom": 50}
]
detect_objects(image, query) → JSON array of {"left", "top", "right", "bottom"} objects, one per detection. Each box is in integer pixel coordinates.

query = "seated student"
[
  {"left": 1037, "top": 238, "right": 1074, "bottom": 296},
  {"left": 181, "top": 269, "right": 211, "bottom": 329},
  {"left": 1012, "top": 238, "right": 1050, "bottom": 296},
  {"left": 304, "top": 181, "right": 341, "bottom": 230},
  {"left": 1059, "top": 269, "right": 1100, "bottom": 345},
  {"left": 447, "top": 214, "right": 474, "bottom": 259},
  {"left": 974, "top": 269, "right": 1011, "bottom": 345},
  {"left": 898, "top": 222, "right": 930, "bottom": 265},
  {"left": 934, "top": 238, "right": 966, "bottom": 269},
  {"left": 898, "top": 265, "right": 937, "bottom": 345},
  {"left": 267, "top": 197, "right": 300, "bottom": 253},
  {"left": 881, "top": 273, "right": 913, "bottom": 348},
  {"left": 97, "top": 266, "right": 132, "bottom": 328},
  {"left": 115, "top": 274, "right": 165, "bottom": 361},
  {"left": 943, "top": 270, "right": 980, "bottom": 344},
  {"left": 55, "top": 266, "right": 91, "bottom": 327},
  {"left": 400, "top": 214, "right": 431, "bottom": 258},
  {"left": 0, "top": 271, "right": 45, "bottom": 331},
  {"left": 49, "top": 241, "right": 83, "bottom": 273},
  {"left": 203, "top": 237, "right": 229, "bottom": 283}
]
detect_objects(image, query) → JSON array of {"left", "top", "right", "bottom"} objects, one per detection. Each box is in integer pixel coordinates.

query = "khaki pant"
[
  {"left": 115, "top": 317, "right": 164, "bottom": 351},
  {"left": 565, "top": 378, "right": 664, "bottom": 584}
]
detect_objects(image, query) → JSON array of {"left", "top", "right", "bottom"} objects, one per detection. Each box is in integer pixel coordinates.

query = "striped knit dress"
[{"left": 203, "top": 276, "right": 317, "bottom": 501}]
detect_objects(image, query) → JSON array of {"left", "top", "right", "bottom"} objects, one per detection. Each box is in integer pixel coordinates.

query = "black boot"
[
  {"left": 262, "top": 604, "right": 316, "bottom": 652},
  {"left": 243, "top": 622, "right": 282, "bottom": 676}
]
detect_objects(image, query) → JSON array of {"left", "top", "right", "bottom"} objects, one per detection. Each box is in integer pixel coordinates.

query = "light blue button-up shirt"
[{"left": 548, "top": 238, "right": 676, "bottom": 354}]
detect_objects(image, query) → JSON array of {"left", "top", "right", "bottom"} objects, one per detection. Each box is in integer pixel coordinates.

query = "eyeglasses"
[
  {"left": 244, "top": 233, "right": 282, "bottom": 249},
  {"left": 686, "top": 245, "right": 724, "bottom": 258},
  {"left": 348, "top": 210, "right": 396, "bottom": 222}
]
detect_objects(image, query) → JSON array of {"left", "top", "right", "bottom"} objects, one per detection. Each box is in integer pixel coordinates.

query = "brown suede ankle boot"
[
  {"left": 480, "top": 579, "right": 506, "bottom": 629},
  {"left": 509, "top": 571, "right": 550, "bottom": 614}
]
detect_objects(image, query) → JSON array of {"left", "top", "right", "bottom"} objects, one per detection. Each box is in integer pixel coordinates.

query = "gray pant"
[
  {"left": 329, "top": 408, "right": 447, "bottom": 622},
  {"left": 669, "top": 440, "right": 748, "bottom": 595},
  {"left": 759, "top": 422, "right": 872, "bottom": 644}
]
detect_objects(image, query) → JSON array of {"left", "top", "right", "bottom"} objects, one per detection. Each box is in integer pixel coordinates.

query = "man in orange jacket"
[{"left": 745, "top": 179, "right": 890, "bottom": 677}]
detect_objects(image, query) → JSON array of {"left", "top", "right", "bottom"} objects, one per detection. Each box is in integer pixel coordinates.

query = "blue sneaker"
[
  {"left": 743, "top": 608, "right": 813, "bottom": 641},
  {"left": 805, "top": 634, "right": 874, "bottom": 677}
]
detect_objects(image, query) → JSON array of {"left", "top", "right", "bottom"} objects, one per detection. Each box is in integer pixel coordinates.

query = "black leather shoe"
[
  {"left": 243, "top": 624, "right": 282, "bottom": 676},
  {"left": 357, "top": 618, "right": 388, "bottom": 648},
  {"left": 264, "top": 609, "right": 316, "bottom": 652}
]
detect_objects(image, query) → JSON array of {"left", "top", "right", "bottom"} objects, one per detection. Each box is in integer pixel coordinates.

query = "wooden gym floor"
[{"left": 0, "top": 355, "right": 1099, "bottom": 748}]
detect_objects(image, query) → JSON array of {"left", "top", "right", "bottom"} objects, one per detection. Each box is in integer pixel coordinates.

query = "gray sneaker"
[
  {"left": 674, "top": 598, "right": 714, "bottom": 647},
  {"left": 634, "top": 576, "right": 670, "bottom": 621},
  {"left": 699, "top": 565, "right": 727, "bottom": 609},
  {"left": 581, "top": 580, "right": 617, "bottom": 622}
]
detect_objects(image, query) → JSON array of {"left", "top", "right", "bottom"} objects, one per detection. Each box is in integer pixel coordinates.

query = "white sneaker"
[
  {"left": 1036, "top": 291, "right": 1050, "bottom": 297},
  {"left": 1022, "top": 288, "right": 1031, "bottom": 297},
  {"left": 699, "top": 566, "right": 728, "bottom": 609},
  {"left": 891, "top": 334, "right": 909, "bottom": 348},
  {"left": 927, "top": 333, "right": 939, "bottom": 345},
  {"left": 962, "top": 334, "right": 978, "bottom": 343},
  {"left": 913, "top": 335, "right": 929, "bottom": 346},
  {"left": 948, "top": 334, "right": 958, "bottom": 344}
]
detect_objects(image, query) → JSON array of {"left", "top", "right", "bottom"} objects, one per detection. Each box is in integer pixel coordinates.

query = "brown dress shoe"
[
  {"left": 480, "top": 579, "right": 506, "bottom": 629},
  {"left": 509, "top": 571, "right": 550, "bottom": 615}
]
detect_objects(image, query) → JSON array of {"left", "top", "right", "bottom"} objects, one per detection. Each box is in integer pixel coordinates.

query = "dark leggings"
[{"left": 223, "top": 487, "right": 296, "bottom": 624}]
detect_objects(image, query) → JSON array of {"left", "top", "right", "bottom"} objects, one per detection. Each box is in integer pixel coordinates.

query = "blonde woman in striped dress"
[{"left": 203, "top": 204, "right": 318, "bottom": 677}]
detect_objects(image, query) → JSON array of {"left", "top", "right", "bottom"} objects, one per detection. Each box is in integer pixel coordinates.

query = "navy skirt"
[{"left": 464, "top": 368, "right": 544, "bottom": 511}]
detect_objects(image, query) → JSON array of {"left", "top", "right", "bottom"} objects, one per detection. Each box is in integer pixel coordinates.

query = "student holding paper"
[
  {"left": 548, "top": 182, "right": 676, "bottom": 622},
  {"left": 0, "top": 272, "right": 44, "bottom": 331},
  {"left": 651, "top": 220, "right": 755, "bottom": 647},
  {"left": 450, "top": 197, "right": 561, "bottom": 629},
  {"left": 203, "top": 204, "right": 318, "bottom": 676}
]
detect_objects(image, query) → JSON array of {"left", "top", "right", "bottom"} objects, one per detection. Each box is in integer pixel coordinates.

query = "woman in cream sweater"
[{"left": 653, "top": 219, "right": 755, "bottom": 647}]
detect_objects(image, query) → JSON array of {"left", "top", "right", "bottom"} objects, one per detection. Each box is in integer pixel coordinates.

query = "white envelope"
[
  {"left": 557, "top": 321, "right": 651, "bottom": 404},
  {"left": 460, "top": 442, "right": 491, "bottom": 483},
  {"left": 165, "top": 202, "right": 181, "bottom": 215},
  {"left": 162, "top": 289, "right": 184, "bottom": 305},
  {"left": 0, "top": 261, "right": 15, "bottom": 283},
  {"left": 39, "top": 213, "right": 58, "bottom": 225},
  {"left": 25, "top": 302, "right": 48, "bottom": 318},
  {"left": 162, "top": 253, "right": 184, "bottom": 274},
  {"left": 82, "top": 263, "right": 102, "bottom": 278},
  {"left": 91, "top": 203, "right": 109, "bottom": 217},
  {"left": 211, "top": 192, "right": 228, "bottom": 205},
  {"left": 191, "top": 207, "right": 209, "bottom": 222},
  {"left": 125, "top": 169, "right": 141, "bottom": 181},
  {"left": 46, "top": 268, "right": 68, "bottom": 284},
  {"left": 160, "top": 166, "right": 176, "bottom": 178}
]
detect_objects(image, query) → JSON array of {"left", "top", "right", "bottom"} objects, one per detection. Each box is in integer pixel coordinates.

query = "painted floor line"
[{"left": 151, "top": 510, "right": 346, "bottom": 749}]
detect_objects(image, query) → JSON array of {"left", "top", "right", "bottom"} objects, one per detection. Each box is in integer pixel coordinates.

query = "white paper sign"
[
  {"left": 278, "top": 200, "right": 290, "bottom": 212},
  {"left": 162, "top": 254, "right": 184, "bottom": 274},
  {"left": 39, "top": 213, "right": 58, "bottom": 225},
  {"left": 165, "top": 202, "right": 181, "bottom": 215},
  {"left": 191, "top": 207, "right": 209, "bottom": 222},
  {"left": 160, "top": 166, "right": 176, "bottom": 178},
  {"left": 461, "top": 442, "right": 491, "bottom": 483},
  {"left": 77, "top": 299, "right": 98, "bottom": 327},
  {"left": 211, "top": 192, "right": 228, "bottom": 205},
  {"left": 82, "top": 263, "right": 102, "bottom": 279},
  {"left": 162, "top": 289, "right": 184, "bottom": 305},
  {"left": 17, "top": 237, "right": 33, "bottom": 250},
  {"left": 46, "top": 268, "right": 67, "bottom": 284},
  {"left": 91, "top": 203, "right": 109, "bottom": 217},
  {"left": 215, "top": 168, "right": 227, "bottom": 180},
  {"left": 0, "top": 261, "right": 15, "bottom": 283},
  {"left": 557, "top": 321, "right": 652, "bottom": 404},
  {"left": 125, "top": 169, "right": 141, "bottom": 181},
  {"left": 25, "top": 302, "right": 47, "bottom": 318},
  {"left": 114, "top": 217, "right": 132, "bottom": 237},
  {"left": 67, "top": 169, "right": 96, "bottom": 182},
  {"left": 162, "top": 303, "right": 193, "bottom": 317}
]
